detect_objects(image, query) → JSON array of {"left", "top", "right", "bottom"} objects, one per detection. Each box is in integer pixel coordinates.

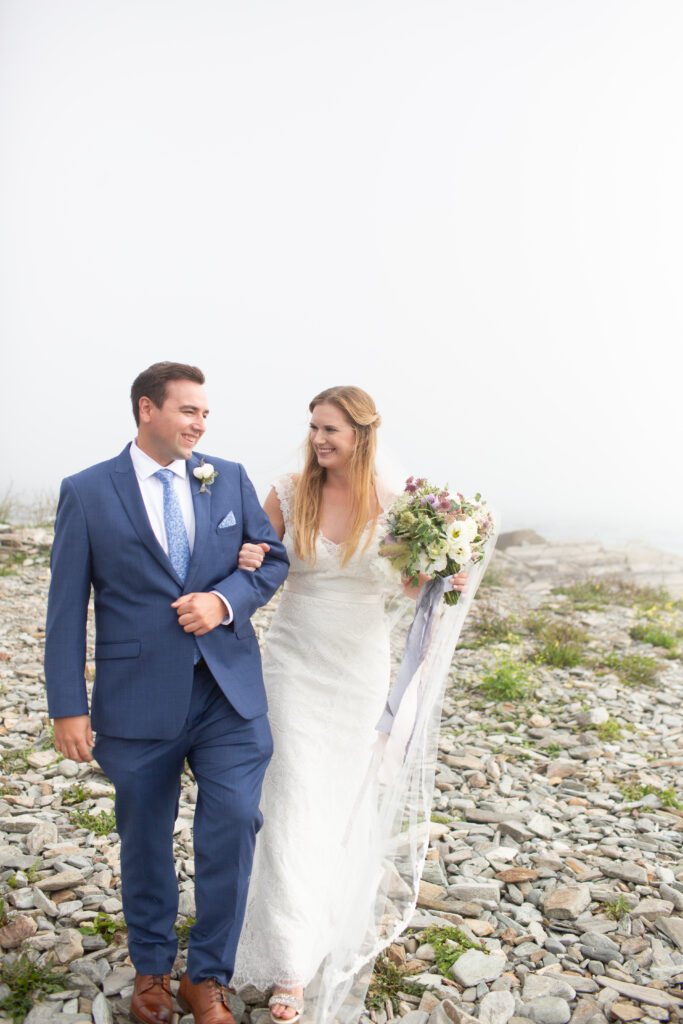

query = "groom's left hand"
[{"left": 172, "top": 592, "right": 226, "bottom": 635}]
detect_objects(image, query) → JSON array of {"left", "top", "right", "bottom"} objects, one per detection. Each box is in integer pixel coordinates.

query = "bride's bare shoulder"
[{"left": 264, "top": 474, "right": 300, "bottom": 539}]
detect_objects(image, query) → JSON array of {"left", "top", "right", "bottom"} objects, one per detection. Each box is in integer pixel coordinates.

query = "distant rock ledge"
[{"left": 494, "top": 535, "right": 683, "bottom": 599}]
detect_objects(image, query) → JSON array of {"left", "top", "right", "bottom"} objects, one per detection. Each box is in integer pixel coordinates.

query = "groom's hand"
[
  {"left": 172, "top": 592, "right": 226, "bottom": 635},
  {"left": 53, "top": 715, "right": 94, "bottom": 762}
]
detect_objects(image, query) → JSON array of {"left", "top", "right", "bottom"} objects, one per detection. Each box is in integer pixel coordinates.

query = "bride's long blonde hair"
[{"left": 291, "top": 386, "right": 382, "bottom": 567}]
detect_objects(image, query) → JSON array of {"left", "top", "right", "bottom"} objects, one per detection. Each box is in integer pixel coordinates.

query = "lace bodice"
[{"left": 273, "top": 474, "right": 391, "bottom": 600}]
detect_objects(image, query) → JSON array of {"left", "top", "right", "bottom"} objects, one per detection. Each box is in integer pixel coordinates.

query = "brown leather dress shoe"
[
  {"left": 130, "top": 973, "right": 173, "bottom": 1024},
  {"left": 177, "top": 973, "right": 236, "bottom": 1023}
]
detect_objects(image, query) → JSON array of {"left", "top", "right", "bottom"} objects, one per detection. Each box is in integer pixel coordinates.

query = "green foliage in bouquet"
[{"left": 379, "top": 477, "right": 495, "bottom": 606}]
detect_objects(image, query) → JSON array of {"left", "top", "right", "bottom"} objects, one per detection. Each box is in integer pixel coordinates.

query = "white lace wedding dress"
[{"left": 232, "top": 475, "right": 393, "bottom": 993}]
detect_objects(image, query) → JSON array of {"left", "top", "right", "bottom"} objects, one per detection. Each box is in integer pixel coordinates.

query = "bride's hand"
[
  {"left": 401, "top": 569, "right": 468, "bottom": 599},
  {"left": 238, "top": 542, "right": 270, "bottom": 571},
  {"left": 449, "top": 570, "right": 468, "bottom": 593},
  {"left": 401, "top": 573, "right": 432, "bottom": 599}
]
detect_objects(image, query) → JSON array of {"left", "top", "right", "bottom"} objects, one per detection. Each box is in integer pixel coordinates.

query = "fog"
[{"left": 1, "top": 1, "right": 681, "bottom": 554}]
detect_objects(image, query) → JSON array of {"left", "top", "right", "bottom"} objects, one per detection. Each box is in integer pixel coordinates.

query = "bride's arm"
[{"left": 238, "top": 486, "right": 285, "bottom": 571}]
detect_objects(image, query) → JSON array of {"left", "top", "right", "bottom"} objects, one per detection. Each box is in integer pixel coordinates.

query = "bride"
[{"left": 231, "top": 385, "right": 467, "bottom": 1022}]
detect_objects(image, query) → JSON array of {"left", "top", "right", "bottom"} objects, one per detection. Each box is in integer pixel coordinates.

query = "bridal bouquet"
[{"left": 378, "top": 477, "right": 495, "bottom": 605}]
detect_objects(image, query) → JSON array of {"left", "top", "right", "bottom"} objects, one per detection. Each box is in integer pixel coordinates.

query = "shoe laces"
[
  {"left": 208, "top": 978, "right": 229, "bottom": 1006},
  {"left": 150, "top": 975, "right": 170, "bottom": 993}
]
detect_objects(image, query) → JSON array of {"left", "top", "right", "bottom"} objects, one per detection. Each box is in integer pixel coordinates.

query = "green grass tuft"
[
  {"left": 69, "top": 808, "right": 117, "bottom": 835},
  {"left": 0, "top": 955, "right": 68, "bottom": 1023},
  {"left": 417, "top": 925, "right": 484, "bottom": 975},
  {"left": 602, "top": 652, "right": 659, "bottom": 687},
  {"left": 479, "top": 659, "right": 530, "bottom": 701},
  {"left": 366, "top": 955, "right": 425, "bottom": 1012}
]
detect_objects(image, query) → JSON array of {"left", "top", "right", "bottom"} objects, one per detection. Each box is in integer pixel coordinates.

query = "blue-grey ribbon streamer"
[{"left": 376, "top": 574, "right": 452, "bottom": 736}]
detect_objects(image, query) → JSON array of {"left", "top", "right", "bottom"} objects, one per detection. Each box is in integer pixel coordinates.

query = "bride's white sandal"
[{"left": 268, "top": 991, "right": 304, "bottom": 1024}]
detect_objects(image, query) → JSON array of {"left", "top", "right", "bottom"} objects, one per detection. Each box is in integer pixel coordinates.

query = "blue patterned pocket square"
[{"left": 218, "top": 511, "right": 237, "bottom": 529}]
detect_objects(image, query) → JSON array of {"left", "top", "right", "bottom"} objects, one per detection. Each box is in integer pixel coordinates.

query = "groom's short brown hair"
[{"left": 131, "top": 362, "right": 205, "bottom": 425}]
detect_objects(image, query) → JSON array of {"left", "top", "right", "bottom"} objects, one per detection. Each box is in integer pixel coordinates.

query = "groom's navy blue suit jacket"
[{"left": 44, "top": 445, "right": 289, "bottom": 739}]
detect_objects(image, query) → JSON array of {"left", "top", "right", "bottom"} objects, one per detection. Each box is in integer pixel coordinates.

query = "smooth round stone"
[
  {"left": 522, "top": 997, "right": 571, "bottom": 1024},
  {"left": 479, "top": 990, "right": 516, "bottom": 1024}
]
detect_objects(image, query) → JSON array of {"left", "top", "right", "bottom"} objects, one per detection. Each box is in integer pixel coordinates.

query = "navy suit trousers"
[{"left": 94, "top": 661, "right": 273, "bottom": 983}]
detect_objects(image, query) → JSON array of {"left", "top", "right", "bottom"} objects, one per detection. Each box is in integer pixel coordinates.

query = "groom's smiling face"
[{"left": 137, "top": 379, "right": 209, "bottom": 465}]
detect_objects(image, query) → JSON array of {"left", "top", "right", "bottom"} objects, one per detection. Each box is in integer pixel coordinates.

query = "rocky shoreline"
[{"left": 1, "top": 526, "right": 683, "bottom": 1024}]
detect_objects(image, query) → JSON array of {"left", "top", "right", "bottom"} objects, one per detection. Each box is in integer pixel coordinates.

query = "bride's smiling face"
[{"left": 309, "top": 402, "right": 356, "bottom": 470}]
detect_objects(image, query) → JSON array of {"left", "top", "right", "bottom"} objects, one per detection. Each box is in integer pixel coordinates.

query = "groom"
[{"left": 44, "top": 362, "right": 289, "bottom": 1024}]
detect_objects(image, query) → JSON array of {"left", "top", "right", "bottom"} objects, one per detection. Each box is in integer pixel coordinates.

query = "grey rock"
[
  {"left": 479, "top": 991, "right": 516, "bottom": 1024},
  {"left": 579, "top": 932, "right": 623, "bottom": 964},
  {"left": 526, "top": 814, "right": 555, "bottom": 839},
  {"left": 543, "top": 886, "right": 591, "bottom": 921},
  {"left": 400, "top": 1013, "right": 429, "bottom": 1024},
  {"left": 447, "top": 882, "right": 501, "bottom": 904},
  {"left": 597, "top": 860, "right": 648, "bottom": 886},
  {"left": 26, "top": 820, "right": 59, "bottom": 855},
  {"left": 0, "top": 844, "right": 39, "bottom": 870},
  {"left": 0, "top": 815, "right": 42, "bottom": 833},
  {"left": 102, "top": 965, "right": 136, "bottom": 996},
  {"left": 656, "top": 915, "right": 683, "bottom": 951},
  {"left": 522, "top": 976, "right": 576, "bottom": 1001},
  {"left": 522, "top": 998, "right": 571, "bottom": 1024},
  {"left": 53, "top": 927, "right": 84, "bottom": 964},
  {"left": 450, "top": 949, "right": 506, "bottom": 986},
  {"left": 36, "top": 868, "right": 84, "bottom": 891},
  {"left": 32, "top": 886, "right": 59, "bottom": 916},
  {"left": 660, "top": 883, "right": 683, "bottom": 911},
  {"left": 92, "top": 992, "right": 114, "bottom": 1024}
]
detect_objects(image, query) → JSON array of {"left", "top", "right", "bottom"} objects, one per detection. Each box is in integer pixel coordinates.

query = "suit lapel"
[
  {"left": 184, "top": 453, "right": 211, "bottom": 592},
  {"left": 110, "top": 445, "right": 183, "bottom": 586}
]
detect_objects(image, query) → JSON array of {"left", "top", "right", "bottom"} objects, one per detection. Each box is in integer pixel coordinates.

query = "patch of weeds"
[
  {"left": 620, "top": 783, "right": 682, "bottom": 809},
  {"left": 69, "top": 808, "right": 117, "bottom": 835},
  {"left": 603, "top": 894, "right": 630, "bottom": 921},
  {"left": 461, "top": 605, "right": 518, "bottom": 648},
  {"left": 0, "top": 954, "right": 68, "bottom": 1023},
  {"left": 479, "top": 659, "right": 530, "bottom": 701},
  {"left": 0, "top": 898, "right": 9, "bottom": 926},
  {"left": 602, "top": 652, "right": 659, "bottom": 687},
  {"left": 25, "top": 860, "right": 41, "bottom": 884},
  {"left": 0, "top": 748, "right": 31, "bottom": 774},
  {"left": 40, "top": 727, "right": 55, "bottom": 751},
  {"left": 417, "top": 925, "right": 484, "bottom": 975},
  {"left": 79, "top": 912, "right": 127, "bottom": 945},
  {"left": 630, "top": 622, "right": 679, "bottom": 654},
  {"left": 174, "top": 916, "right": 197, "bottom": 949},
  {"left": 61, "top": 783, "right": 89, "bottom": 806},
  {"left": 366, "top": 955, "right": 425, "bottom": 1012},
  {"left": 545, "top": 742, "right": 564, "bottom": 757},
  {"left": 534, "top": 621, "right": 587, "bottom": 669},
  {"left": 6, "top": 875, "right": 19, "bottom": 890},
  {"left": 595, "top": 717, "right": 621, "bottom": 742},
  {"left": 554, "top": 576, "right": 679, "bottom": 611},
  {"left": 523, "top": 613, "right": 550, "bottom": 636},
  {"left": 430, "top": 813, "right": 450, "bottom": 825},
  {"left": 0, "top": 551, "right": 29, "bottom": 577}
]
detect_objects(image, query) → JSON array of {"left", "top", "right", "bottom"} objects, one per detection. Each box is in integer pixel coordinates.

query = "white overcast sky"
[{"left": 1, "top": 1, "right": 681, "bottom": 554}]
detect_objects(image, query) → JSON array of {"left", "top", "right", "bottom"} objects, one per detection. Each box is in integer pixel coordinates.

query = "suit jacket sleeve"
[
  {"left": 44, "top": 478, "right": 93, "bottom": 719},
  {"left": 212, "top": 463, "right": 289, "bottom": 631}
]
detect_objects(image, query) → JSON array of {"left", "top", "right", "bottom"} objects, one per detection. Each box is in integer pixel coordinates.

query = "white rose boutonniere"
[{"left": 193, "top": 458, "right": 218, "bottom": 493}]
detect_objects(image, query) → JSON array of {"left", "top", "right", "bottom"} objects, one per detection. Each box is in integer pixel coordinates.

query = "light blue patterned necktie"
[
  {"left": 155, "top": 468, "right": 191, "bottom": 582},
  {"left": 155, "top": 469, "right": 200, "bottom": 664}
]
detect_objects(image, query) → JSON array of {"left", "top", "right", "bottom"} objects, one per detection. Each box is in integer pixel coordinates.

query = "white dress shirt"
[{"left": 130, "top": 441, "right": 232, "bottom": 624}]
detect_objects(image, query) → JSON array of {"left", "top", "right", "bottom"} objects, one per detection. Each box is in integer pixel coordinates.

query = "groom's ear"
[{"left": 138, "top": 396, "right": 156, "bottom": 423}]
